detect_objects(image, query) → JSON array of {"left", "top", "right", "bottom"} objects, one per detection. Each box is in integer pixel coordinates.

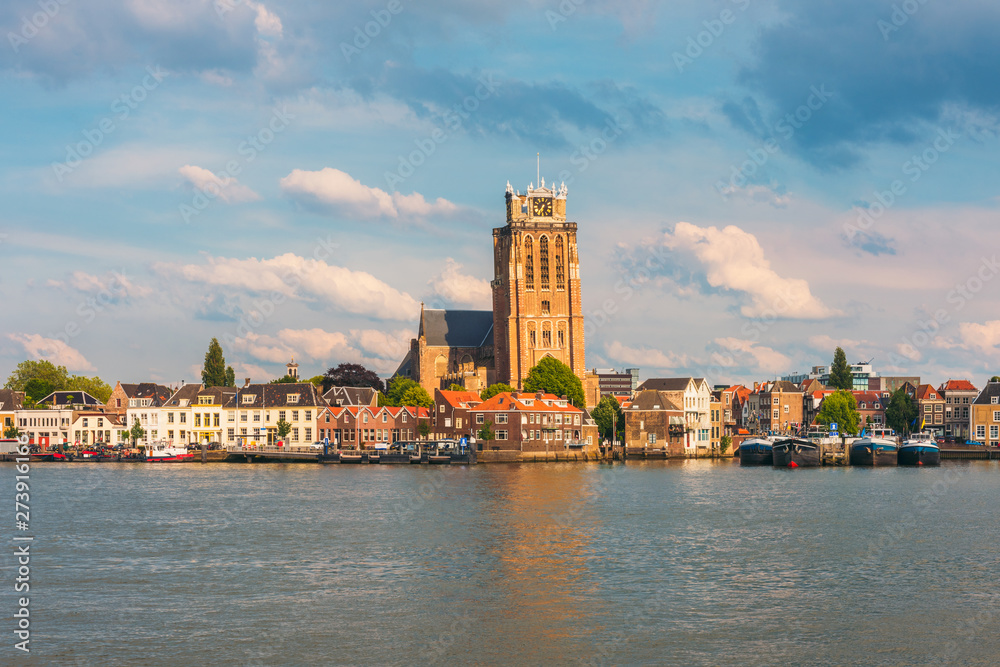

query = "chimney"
[
  {"left": 244, "top": 378, "right": 251, "bottom": 388},
  {"left": 536, "top": 392, "right": 543, "bottom": 399},
  {"left": 560, "top": 395, "right": 567, "bottom": 400}
]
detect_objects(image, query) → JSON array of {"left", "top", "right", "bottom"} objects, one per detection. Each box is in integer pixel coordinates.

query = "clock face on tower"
[{"left": 532, "top": 197, "right": 553, "bottom": 217}]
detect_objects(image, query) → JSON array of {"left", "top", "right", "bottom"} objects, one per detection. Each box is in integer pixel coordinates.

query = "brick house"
[
  {"left": 852, "top": 390, "right": 890, "bottom": 431},
  {"left": 316, "top": 405, "right": 430, "bottom": 446},
  {"left": 106, "top": 381, "right": 173, "bottom": 412},
  {"left": 470, "top": 392, "right": 585, "bottom": 452},
  {"left": 622, "top": 390, "right": 685, "bottom": 456},
  {"left": 759, "top": 381, "right": 804, "bottom": 435},
  {"left": 432, "top": 389, "right": 482, "bottom": 440},
  {"left": 635, "top": 377, "right": 712, "bottom": 450},
  {"left": 915, "top": 384, "right": 945, "bottom": 434},
  {"left": 971, "top": 381, "right": 1000, "bottom": 446},
  {"left": 938, "top": 380, "right": 978, "bottom": 439}
]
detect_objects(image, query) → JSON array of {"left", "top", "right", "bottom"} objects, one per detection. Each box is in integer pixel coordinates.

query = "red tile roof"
[
  {"left": 939, "top": 379, "right": 978, "bottom": 392},
  {"left": 437, "top": 390, "right": 483, "bottom": 409},
  {"left": 915, "top": 384, "right": 942, "bottom": 400},
  {"left": 473, "top": 392, "right": 582, "bottom": 414}
]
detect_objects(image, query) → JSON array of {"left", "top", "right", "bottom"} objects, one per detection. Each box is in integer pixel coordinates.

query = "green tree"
[
  {"left": 480, "top": 383, "right": 513, "bottom": 401},
  {"left": 3, "top": 425, "right": 20, "bottom": 439},
  {"left": 477, "top": 419, "right": 495, "bottom": 444},
  {"left": 884, "top": 387, "right": 918, "bottom": 436},
  {"left": 828, "top": 347, "right": 853, "bottom": 391},
  {"left": 5, "top": 360, "right": 70, "bottom": 392},
  {"left": 720, "top": 434, "right": 732, "bottom": 455},
  {"left": 66, "top": 375, "right": 112, "bottom": 403},
  {"left": 225, "top": 366, "right": 236, "bottom": 387},
  {"left": 417, "top": 420, "right": 431, "bottom": 439},
  {"left": 400, "top": 385, "right": 433, "bottom": 409},
  {"left": 447, "top": 383, "right": 465, "bottom": 391},
  {"left": 270, "top": 376, "right": 298, "bottom": 384},
  {"left": 591, "top": 395, "right": 624, "bottom": 440},
  {"left": 816, "top": 390, "right": 860, "bottom": 435},
  {"left": 24, "top": 378, "right": 53, "bottom": 405},
  {"left": 202, "top": 338, "right": 231, "bottom": 387},
  {"left": 307, "top": 375, "right": 325, "bottom": 387},
  {"left": 130, "top": 418, "right": 146, "bottom": 447},
  {"left": 275, "top": 419, "right": 292, "bottom": 444},
  {"left": 322, "top": 363, "right": 383, "bottom": 392},
  {"left": 523, "top": 357, "right": 585, "bottom": 407},
  {"left": 991, "top": 376, "right": 1000, "bottom": 382}
]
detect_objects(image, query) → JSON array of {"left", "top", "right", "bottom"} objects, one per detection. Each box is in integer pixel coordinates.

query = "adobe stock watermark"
[
  {"left": 341, "top": 0, "right": 408, "bottom": 63},
  {"left": 545, "top": 0, "right": 587, "bottom": 30},
  {"left": 843, "top": 127, "right": 959, "bottom": 241},
  {"left": 7, "top": 0, "right": 71, "bottom": 53},
  {"left": 51, "top": 66, "right": 169, "bottom": 182},
  {"left": 716, "top": 84, "right": 832, "bottom": 197},
  {"left": 556, "top": 116, "right": 628, "bottom": 187},
  {"left": 179, "top": 106, "right": 294, "bottom": 223},
  {"left": 46, "top": 270, "right": 133, "bottom": 346},
  {"left": 878, "top": 0, "right": 933, "bottom": 41},
  {"left": 383, "top": 73, "right": 501, "bottom": 190},
  {"left": 673, "top": 0, "right": 751, "bottom": 73}
]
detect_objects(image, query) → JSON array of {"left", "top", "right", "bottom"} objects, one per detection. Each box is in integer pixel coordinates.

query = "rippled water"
[{"left": 2, "top": 460, "right": 999, "bottom": 665}]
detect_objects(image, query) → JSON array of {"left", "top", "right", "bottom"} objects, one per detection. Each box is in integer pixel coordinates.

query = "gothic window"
[
  {"left": 524, "top": 237, "right": 534, "bottom": 290},
  {"left": 542, "top": 322, "right": 552, "bottom": 348},
  {"left": 435, "top": 355, "right": 447, "bottom": 377},
  {"left": 555, "top": 236, "right": 564, "bottom": 290},
  {"left": 539, "top": 236, "right": 550, "bottom": 291},
  {"left": 558, "top": 330, "right": 565, "bottom": 348},
  {"left": 530, "top": 330, "right": 536, "bottom": 347},
  {"left": 541, "top": 300, "right": 550, "bottom": 315}
]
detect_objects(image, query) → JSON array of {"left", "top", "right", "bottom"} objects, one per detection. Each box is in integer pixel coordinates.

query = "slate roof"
[
  {"left": 973, "top": 381, "right": 1000, "bottom": 405},
  {"left": 163, "top": 384, "right": 204, "bottom": 407},
  {"left": 627, "top": 390, "right": 682, "bottom": 412},
  {"left": 0, "top": 389, "right": 24, "bottom": 411},
  {"left": 197, "top": 387, "right": 238, "bottom": 408},
  {"left": 637, "top": 378, "right": 697, "bottom": 392},
  {"left": 38, "top": 391, "right": 102, "bottom": 407},
  {"left": 421, "top": 309, "right": 494, "bottom": 348},
  {"left": 236, "top": 383, "right": 325, "bottom": 409},
  {"left": 324, "top": 386, "right": 379, "bottom": 407},
  {"left": 767, "top": 381, "right": 802, "bottom": 393}
]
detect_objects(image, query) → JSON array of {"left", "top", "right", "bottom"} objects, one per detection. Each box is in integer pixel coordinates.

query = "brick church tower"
[{"left": 492, "top": 177, "right": 585, "bottom": 389}]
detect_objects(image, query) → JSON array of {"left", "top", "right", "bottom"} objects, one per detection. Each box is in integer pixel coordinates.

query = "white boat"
[{"left": 145, "top": 443, "right": 194, "bottom": 462}]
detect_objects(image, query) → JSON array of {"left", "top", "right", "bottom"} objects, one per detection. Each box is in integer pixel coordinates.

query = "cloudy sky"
[{"left": 1, "top": 0, "right": 998, "bottom": 387}]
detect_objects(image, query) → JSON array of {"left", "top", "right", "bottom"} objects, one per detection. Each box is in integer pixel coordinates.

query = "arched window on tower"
[
  {"left": 524, "top": 237, "right": 534, "bottom": 290},
  {"left": 542, "top": 322, "right": 552, "bottom": 348},
  {"left": 435, "top": 355, "right": 447, "bottom": 377},
  {"left": 555, "top": 236, "right": 564, "bottom": 290},
  {"left": 540, "top": 236, "right": 550, "bottom": 291}
]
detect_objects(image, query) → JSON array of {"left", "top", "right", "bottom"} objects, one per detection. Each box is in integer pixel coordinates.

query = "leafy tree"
[
  {"left": 3, "top": 425, "right": 20, "bottom": 439},
  {"left": 322, "top": 363, "right": 383, "bottom": 392},
  {"left": 591, "top": 395, "right": 624, "bottom": 440},
  {"left": 270, "top": 376, "right": 299, "bottom": 384},
  {"left": 130, "top": 418, "right": 146, "bottom": 447},
  {"left": 991, "top": 376, "right": 1000, "bottom": 382},
  {"left": 417, "top": 420, "right": 431, "bottom": 439},
  {"left": 275, "top": 419, "right": 292, "bottom": 444},
  {"left": 307, "top": 375, "right": 325, "bottom": 387},
  {"left": 225, "top": 366, "right": 236, "bottom": 387},
  {"left": 5, "top": 360, "right": 69, "bottom": 392},
  {"left": 202, "top": 338, "right": 231, "bottom": 387},
  {"left": 720, "top": 434, "right": 732, "bottom": 455},
  {"left": 816, "top": 390, "right": 860, "bottom": 435},
  {"left": 66, "top": 375, "right": 112, "bottom": 403},
  {"left": 477, "top": 419, "right": 495, "bottom": 443},
  {"left": 24, "top": 378, "right": 53, "bottom": 405},
  {"left": 523, "top": 357, "right": 585, "bottom": 407},
  {"left": 885, "top": 387, "right": 918, "bottom": 436},
  {"left": 480, "top": 383, "right": 513, "bottom": 401},
  {"left": 828, "top": 347, "right": 853, "bottom": 391},
  {"left": 379, "top": 377, "right": 433, "bottom": 408},
  {"left": 447, "top": 383, "right": 465, "bottom": 391}
]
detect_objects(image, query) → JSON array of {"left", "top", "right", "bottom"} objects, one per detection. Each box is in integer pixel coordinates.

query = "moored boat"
[
  {"left": 381, "top": 441, "right": 420, "bottom": 464},
  {"left": 772, "top": 438, "right": 821, "bottom": 468},
  {"left": 364, "top": 443, "right": 387, "bottom": 463},
  {"left": 739, "top": 438, "right": 774, "bottom": 465},
  {"left": 338, "top": 447, "right": 364, "bottom": 463},
  {"left": 850, "top": 437, "right": 898, "bottom": 466},
  {"left": 898, "top": 432, "right": 941, "bottom": 466},
  {"left": 426, "top": 440, "right": 456, "bottom": 464},
  {"left": 145, "top": 444, "right": 194, "bottom": 462}
]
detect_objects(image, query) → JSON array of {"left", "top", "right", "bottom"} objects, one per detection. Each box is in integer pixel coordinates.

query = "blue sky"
[{"left": 1, "top": 0, "right": 998, "bottom": 387}]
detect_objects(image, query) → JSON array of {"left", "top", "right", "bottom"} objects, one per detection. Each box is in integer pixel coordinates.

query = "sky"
[{"left": 1, "top": 0, "right": 998, "bottom": 388}]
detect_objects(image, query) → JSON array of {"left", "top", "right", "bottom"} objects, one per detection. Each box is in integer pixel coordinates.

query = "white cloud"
[
  {"left": 179, "top": 165, "right": 261, "bottom": 203},
  {"left": 69, "top": 269, "right": 153, "bottom": 298},
  {"left": 429, "top": 259, "right": 491, "bottom": 308},
  {"left": 719, "top": 183, "right": 791, "bottom": 208},
  {"left": 957, "top": 320, "right": 1000, "bottom": 356},
  {"left": 660, "top": 222, "right": 840, "bottom": 319},
  {"left": 249, "top": 2, "right": 283, "bottom": 37},
  {"left": 232, "top": 328, "right": 411, "bottom": 375},
  {"left": 713, "top": 337, "right": 791, "bottom": 373},
  {"left": 8, "top": 334, "right": 95, "bottom": 372},
  {"left": 155, "top": 253, "right": 420, "bottom": 320},
  {"left": 605, "top": 341, "right": 692, "bottom": 370},
  {"left": 280, "top": 168, "right": 459, "bottom": 221}
]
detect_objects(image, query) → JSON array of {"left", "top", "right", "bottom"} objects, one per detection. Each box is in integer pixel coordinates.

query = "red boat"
[{"left": 145, "top": 444, "right": 194, "bottom": 462}]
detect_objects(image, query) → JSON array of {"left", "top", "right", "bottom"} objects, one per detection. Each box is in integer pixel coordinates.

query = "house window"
[
  {"left": 977, "top": 425, "right": 986, "bottom": 439},
  {"left": 291, "top": 411, "right": 299, "bottom": 422},
  {"left": 994, "top": 411, "right": 1000, "bottom": 423},
  {"left": 402, "top": 413, "right": 407, "bottom": 423},
  {"left": 241, "top": 413, "right": 247, "bottom": 422},
  {"left": 444, "top": 418, "right": 452, "bottom": 428},
  {"left": 992, "top": 425, "right": 999, "bottom": 440},
  {"left": 784, "top": 405, "right": 789, "bottom": 413},
  {"left": 214, "top": 414, "right": 220, "bottom": 427},
  {"left": 305, "top": 411, "right": 312, "bottom": 421},
  {"left": 363, "top": 413, "right": 369, "bottom": 423},
  {"left": 279, "top": 410, "right": 286, "bottom": 422},
  {"left": 993, "top": 397, "right": 999, "bottom": 405},
  {"left": 227, "top": 428, "right": 234, "bottom": 440},
  {"left": 195, "top": 414, "right": 201, "bottom": 427},
  {"left": 476, "top": 414, "right": 485, "bottom": 424},
  {"left": 199, "top": 396, "right": 212, "bottom": 405},
  {"left": 243, "top": 395, "right": 255, "bottom": 404},
  {"left": 305, "top": 428, "right": 312, "bottom": 441},
  {"left": 288, "top": 394, "right": 299, "bottom": 404},
  {"left": 773, "top": 410, "right": 779, "bottom": 419},
  {"left": 440, "top": 405, "right": 445, "bottom": 413},
  {"left": 382, "top": 413, "right": 387, "bottom": 423},
  {"left": 496, "top": 430, "right": 508, "bottom": 440},
  {"left": 496, "top": 414, "right": 508, "bottom": 424},
  {"left": 773, "top": 397, "right": 779, "bottom": 405},
  {"left": 180, "top": 413, "right": 186, "bottom": 424},
  {"left": 649, "top": 433, "right": 656, "bottom": 444},
  {"left": 168, "top": 413, "right": 175, "bottom": 424},
  {"left": 253, "top": 413, "right": 260, "bottom": 422},
  {"left": 291, "top": 428, "right": 299, "bottom": 442},
  {"left": 228, "top": 411, "right": 235, "bottom": 422},
  {"left": 168, "top": 430, "right": 174, "bottom": 440}
]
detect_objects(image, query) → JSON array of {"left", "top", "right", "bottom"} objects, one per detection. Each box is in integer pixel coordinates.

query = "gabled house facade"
[
  {"left": 635, "top": 377, "right": 712, "bottom": 449},
  {"left": 915, "top": 384, "right": 945, "bottom": 434},
  {"left": 938, "top": 380, "right": 978, "bottom": 439},
  {"left": 971, "top": 381, "right": 1000, "bottom": 446},
  {"left": 623, "top": 389, "right": 685, "bottom": 455},
  {"left": 432, "top": 389, "right": 482, "bottom": 440},
  {"left": 470, "top": 392, "right": 585, "bottom": 452}
]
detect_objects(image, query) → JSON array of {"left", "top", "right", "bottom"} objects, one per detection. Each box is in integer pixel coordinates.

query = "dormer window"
[
  {"left": 129, "top": 399, "right": 138, "bottom": 407},
  {"left": 992, "top": 396, "right": 999, "bottom": 405},
  {"left": 288, "top": 394, "right": 300, "bottom": 404},
  {"left": 243, "top": 395, "right": 256, "bottom": 404},
  {"left": 199, "top": 396, "right": 212, "bottom": 405},
  {"left": 141, "top": 398, "right": 152, "bottom": 407}
]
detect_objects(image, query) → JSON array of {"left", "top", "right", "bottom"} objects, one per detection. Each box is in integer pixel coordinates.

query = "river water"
[{"left": 2, "top": 459, "right": 999, "bottom": 665}]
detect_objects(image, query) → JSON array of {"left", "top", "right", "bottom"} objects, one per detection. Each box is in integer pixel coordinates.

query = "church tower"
[{"left": 492, "top": 177, "right": 585, "bottom": 389}]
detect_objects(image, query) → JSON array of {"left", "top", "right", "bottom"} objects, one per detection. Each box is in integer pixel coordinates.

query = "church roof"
[{"left": 420, "top": 309, "right": 494, "bottom": 348}]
